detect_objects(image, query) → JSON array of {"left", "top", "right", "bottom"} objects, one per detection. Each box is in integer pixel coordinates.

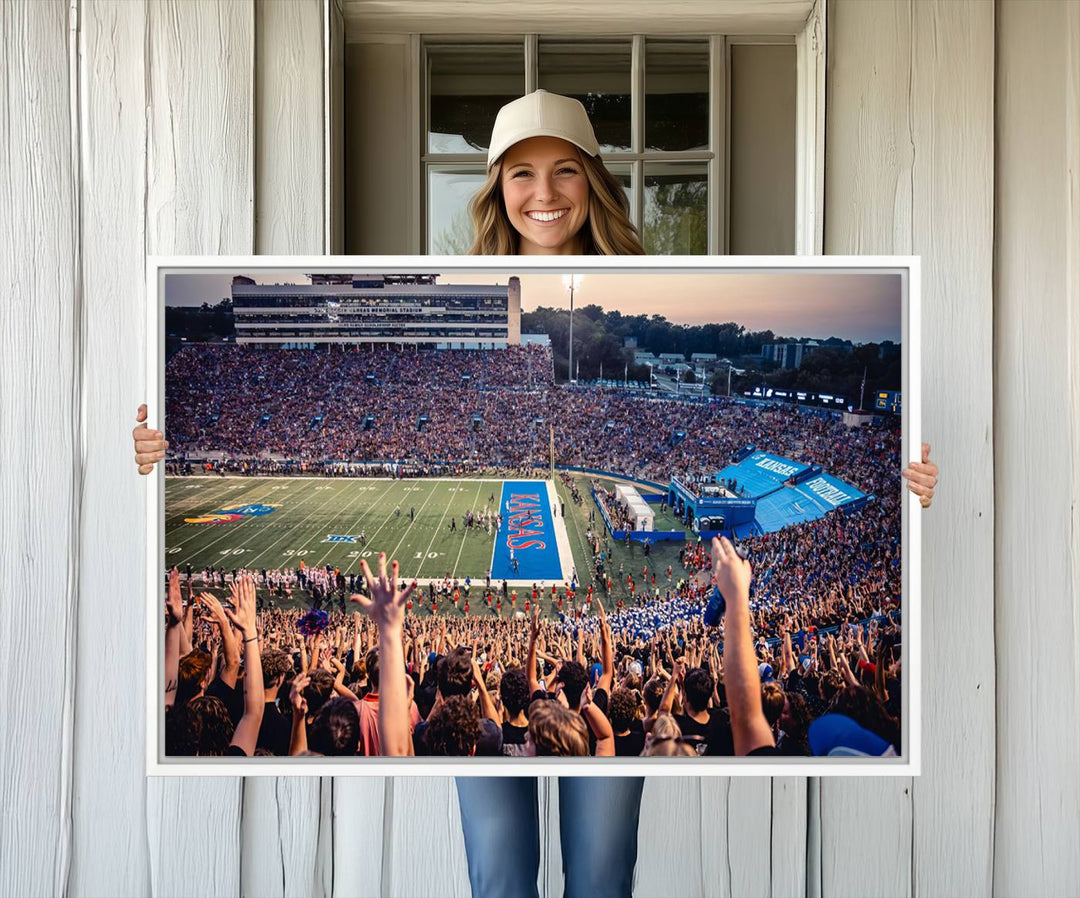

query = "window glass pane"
[
  {"left": 538, "top": 40, "right": 631, "bottom": 153},
  {"left": 643, "top": 163, "right": 707, "bottom": 254},
  {"left": 645, "top": 40, "right": 709, "bottom": 152},
  {"left": 729, "top": 44, "right": 796, "bottom": 253},
  {"left": 428, "top": 167, "right": 487, "bottom": 253},
  {"left": 428, "top": 44, "right": 524, "bottom": 154},
  {"left": 604, "top": 163, "right": 634, "bottom": 220}
]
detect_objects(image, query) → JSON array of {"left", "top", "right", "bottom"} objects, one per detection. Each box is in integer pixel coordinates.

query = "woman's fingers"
[
  {"left": 906, "top": 480, "right": 933, "bottom": 497},
  {"left": 902, "top": 469, "right": 936, "bottom": 488}
]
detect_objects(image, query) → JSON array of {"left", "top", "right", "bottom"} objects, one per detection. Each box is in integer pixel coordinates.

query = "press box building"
[{"left": 230, "top": 273, "right": 521, "bottom": 349}]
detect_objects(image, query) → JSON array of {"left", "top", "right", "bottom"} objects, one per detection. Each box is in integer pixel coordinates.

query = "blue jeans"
[{"left": 455, "top": 776, "right": 645, "bottom": 898}]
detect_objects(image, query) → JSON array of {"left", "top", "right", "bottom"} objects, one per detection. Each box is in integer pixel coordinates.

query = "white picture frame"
[{"left": 146, "top": 254, "right": 920, "bottom": 777}]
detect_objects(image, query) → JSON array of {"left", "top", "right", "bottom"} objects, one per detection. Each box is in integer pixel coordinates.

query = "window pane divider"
[
  {"left": 631, "top": 34, "right": 645, "bottom": 230},
  {"left": 710, "top": 34, "right": 726, "bottom": 254}
]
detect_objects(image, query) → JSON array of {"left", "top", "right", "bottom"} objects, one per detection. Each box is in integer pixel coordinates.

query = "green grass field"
[{"left": 165, "top": 473, "right": 690, "bottom": 611}]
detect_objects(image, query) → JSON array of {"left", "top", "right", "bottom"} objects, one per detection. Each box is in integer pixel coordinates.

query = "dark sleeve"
[
  {"left": 206, "top": 675, "right": 244, "bottom": 727},
  {"left": 225, "top": 744, "right": 248, "bottom": 757},
  {"left": 746, "top": 744, "right": 781, "bottom": 757},
  {"left": 592, "top": 687, "right": 609, "bottom": 716}
]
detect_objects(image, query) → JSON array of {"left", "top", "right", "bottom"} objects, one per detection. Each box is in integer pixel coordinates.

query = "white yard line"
[
  {"left": 222, "top": 480, "right": 358, "bottom": 570},
  {"left": 451, "top": 480, "right": 486, "bottom": 578},
  {"left": 417, "top": 479, "right": 463, "bottom": 579},
  {"left": 386, "top": 477, "right": 451, "bottom": 562},
  {"left": 547, "top": 480, "right": 575, "bottom": 582},
  {"left": 311, "top": 479, "right": 400, "bottom": 568}
]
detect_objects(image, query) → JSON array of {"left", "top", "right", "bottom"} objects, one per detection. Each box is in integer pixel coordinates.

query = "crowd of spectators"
[
  {"left": 163, "top": 345, "right": 899, "bottom": 495},
  {"left": 165, "top": 540, "right": 901, "bottom": 760}
]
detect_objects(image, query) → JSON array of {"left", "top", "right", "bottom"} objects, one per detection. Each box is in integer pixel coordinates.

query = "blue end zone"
[{"left": 491, "top": 481, "right": 563, "bottom": 581}]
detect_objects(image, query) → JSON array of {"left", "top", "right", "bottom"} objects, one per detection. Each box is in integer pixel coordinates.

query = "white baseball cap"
[{"left": 486, "top": 90, "right": 601, "bottom": 169}]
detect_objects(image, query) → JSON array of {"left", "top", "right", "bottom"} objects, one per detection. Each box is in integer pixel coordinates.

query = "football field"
[{"left": 165, "top": 475, "right": 574, "bottom": 585}]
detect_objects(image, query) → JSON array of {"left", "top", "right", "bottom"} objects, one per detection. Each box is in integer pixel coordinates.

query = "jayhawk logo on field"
[{"left": 185, "top": 503, "right": 278, "bottom": 525}]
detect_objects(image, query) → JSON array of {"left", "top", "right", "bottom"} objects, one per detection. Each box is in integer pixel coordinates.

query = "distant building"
[
  {"left": 231, "top": 274, "right": 521, "bottom": 348},
  {"left": 690, "top": 352, "right": 718, "bottom": 362},
  {"left": 520, "top": 333, "right": 551, "bottom": 347},
  {"left": 761, "top": 340, "right": 829, "bottom": 369},
  {"left": 658, "top": 352, "right": 684, "bottom": 364},
  {"left": 878, "top": 341, "right": 901, "bottom": 360}
]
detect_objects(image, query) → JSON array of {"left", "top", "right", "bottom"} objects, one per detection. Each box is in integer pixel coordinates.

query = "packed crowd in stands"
[
  {"left": 165, "top": 539, "right": 902, "bottom": 760},
  {"left": 163, "top": 344, "right": 898, "bottom": 495}
]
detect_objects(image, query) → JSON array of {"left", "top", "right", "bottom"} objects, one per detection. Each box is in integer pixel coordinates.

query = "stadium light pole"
[{"left": 562, "top": 273, "right": 583, "bottom": 384}]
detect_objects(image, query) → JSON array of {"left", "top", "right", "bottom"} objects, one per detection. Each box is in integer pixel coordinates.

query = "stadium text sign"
[
  {"left": 506, "top": 493, "right": 547, "bottom": 550},
  {"left": 804, "top": 477, "right": 852, "bottom": 507}
]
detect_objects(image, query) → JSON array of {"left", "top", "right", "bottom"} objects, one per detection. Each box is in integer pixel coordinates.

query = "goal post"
[{"left": 550, "top": 423, "right": 555, "bottom": 482}]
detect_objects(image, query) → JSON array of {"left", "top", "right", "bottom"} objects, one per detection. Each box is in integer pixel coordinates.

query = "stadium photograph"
[{"left": 156, "top": 265, "right": 910, "bottom": 765}]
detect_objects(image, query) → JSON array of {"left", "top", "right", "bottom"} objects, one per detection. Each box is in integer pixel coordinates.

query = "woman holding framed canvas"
[{"left": 133, "top": 91, "right": 938, "bottom": 898}]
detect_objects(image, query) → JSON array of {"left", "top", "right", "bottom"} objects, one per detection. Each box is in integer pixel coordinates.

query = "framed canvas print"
[{"left": 145, "top": 255, "right": 920, "bottom": 776}]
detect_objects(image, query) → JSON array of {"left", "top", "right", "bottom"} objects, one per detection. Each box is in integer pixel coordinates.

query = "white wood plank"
[
  {"left": 821, "top": 779, "right": 912, "bottom": 898},
  {"left": 771, "top": 777, "right": 808, "bottom": 898},
  {"left": 820, "top": 3, "right": 914, "bottom": 896},
  {"left": 247, "top": 4, "right": 329, "bottom": 894},
  {"left": 0, "top": 1, "right": 77, "bottom": 895},
  {"left": 994, "top": 2, "right": 1080, "bottom": 894},
  {"left": 241, "top": 778, "right": 326, "bottom": 898},
  {"left": 327, "top": 0, "right": 345, "bottom": 254},
  {"left": 144, "top": 3, "right": 255, "bottom": 895},
  {"left": 824, "top": 0, "right": 913, "bottom": 253},
  {"left": 332, "top": 778, "right": 385, "bottom": 898},
  {"left": 70, "top": 1, "right": 153, "bottom": 894},
  {"left": 147, "top": 778, "right": 244, "bottom": 896},
  {"left": 634, "top": 777, "right": 707, "bottom": 898},
  {"left": 384, "top": 777, "right": 472, "bottom": 898},
  {"left": 145, "top": 0, "right": 255, "bottom": 256},
  {"left": 696, "top": 779, "right": 775, "bottom": 898},
  {"left": 908, "top": 3, "right": 995, "bottom": 896},
  {"left": 255, "top": 0, "right": 324, "bottom": 255}
]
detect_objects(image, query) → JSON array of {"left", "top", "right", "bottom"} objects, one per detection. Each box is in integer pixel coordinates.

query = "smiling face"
[{"left": 499, "top": 136, "right": 591, "bottom": 255}]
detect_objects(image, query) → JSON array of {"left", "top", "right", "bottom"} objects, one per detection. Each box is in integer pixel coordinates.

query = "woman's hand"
[
  {"left": 902, "top": 441, "right": 938, "bottom": 508},
  {"left": 349, "top": 552, "right": 416, "bottom": 635},
  {"left": 133, "top": 404, "right": 167, "bottom": 474}
]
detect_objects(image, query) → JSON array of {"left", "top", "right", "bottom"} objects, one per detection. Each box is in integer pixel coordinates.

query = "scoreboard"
[{"left": 874, "top": 390, "right": 901, "bottom": 413}]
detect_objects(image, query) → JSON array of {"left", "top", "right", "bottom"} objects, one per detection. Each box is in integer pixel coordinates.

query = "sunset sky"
[{"left": 165, "top": 269, "right": 902, "bottom": 343}]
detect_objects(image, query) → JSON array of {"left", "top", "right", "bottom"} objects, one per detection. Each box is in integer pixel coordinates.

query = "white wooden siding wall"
[
  {"left": 1, "top": 1, "right": 1077, "bottom": 897},
  {"left": 822, "top": 3, "right": 996, "bottom": 897},
  {"left": 994, "top": 2, "right": 1080, "bottom": 895}
]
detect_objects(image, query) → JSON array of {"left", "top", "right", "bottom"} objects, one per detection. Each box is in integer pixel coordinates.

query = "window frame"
[{"left": 409, "top": 3, "right": 825, "bottom": 256}]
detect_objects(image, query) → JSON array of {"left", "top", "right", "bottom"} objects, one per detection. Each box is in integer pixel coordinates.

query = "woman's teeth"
[{"left": 527, "top": 210, "right": 567, "bottom": 222}]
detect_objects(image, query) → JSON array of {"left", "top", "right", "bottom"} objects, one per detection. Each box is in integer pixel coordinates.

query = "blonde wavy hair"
[
  {"left": 642, "top": 713, "right": 697, "bottom": 757},
  {"left": 468, "top": 150, "right": 645, "bottom": 256}
]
